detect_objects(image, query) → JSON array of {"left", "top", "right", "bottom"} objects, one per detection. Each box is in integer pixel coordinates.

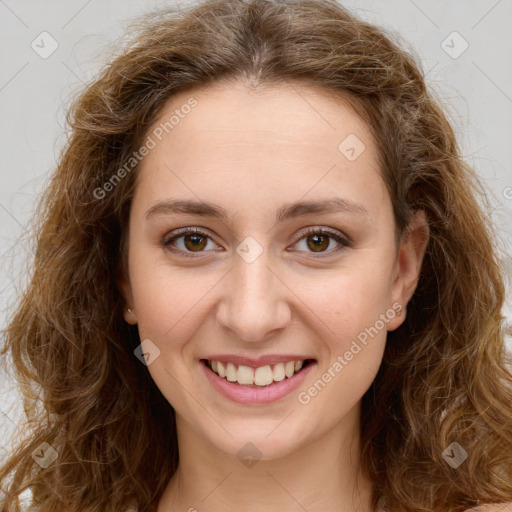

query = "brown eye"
[
  {"left": 183, "top": 233, "right": 208, "bottom": 252},
  {"left": 306, "top": 233, "right": 330, "bottom": 252},
  {"left": 292, "top": 227, "right": 350, "bottom": 257},
  {"left": 162, "top": 227, "right": 219, "bottom": 257}
]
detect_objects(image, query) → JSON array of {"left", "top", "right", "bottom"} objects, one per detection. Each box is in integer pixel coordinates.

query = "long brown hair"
[{"left": 1, "top": 1, "right": 511, "bottom": 511}]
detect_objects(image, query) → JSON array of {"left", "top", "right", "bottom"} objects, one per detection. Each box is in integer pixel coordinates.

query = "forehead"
[
  {"left": 145, "top": 79, "right": 375, "bottom": 158},
  {"left": 133, "top": 79, "right": 389, "bottom": 224}
]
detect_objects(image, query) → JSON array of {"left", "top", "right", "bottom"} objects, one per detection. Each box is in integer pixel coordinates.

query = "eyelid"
[
  {"left": 290, "top": 226, "right": 351, "bottom": 256},
  {"left": 296, "top": 225, "right": 350, "bottom": 243},
  {"left": 161, "top": 225, "right": 351, "bottom": 258},
  {"left": 161, "top": 227, "right": 221, "bottom": 257}
]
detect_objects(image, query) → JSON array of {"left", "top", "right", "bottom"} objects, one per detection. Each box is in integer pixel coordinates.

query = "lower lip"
[{"left": 201, "top": 361, "right": 315, "bottom": 405}]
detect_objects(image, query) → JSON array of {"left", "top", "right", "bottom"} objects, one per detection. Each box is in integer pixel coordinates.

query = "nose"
[{"left": 215, "top": 247, "right": 292, "bottom": 343}]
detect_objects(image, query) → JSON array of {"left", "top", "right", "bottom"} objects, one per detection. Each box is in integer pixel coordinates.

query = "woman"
[{"left": 1, "top": 0, "right": 511, "bottom": 511}]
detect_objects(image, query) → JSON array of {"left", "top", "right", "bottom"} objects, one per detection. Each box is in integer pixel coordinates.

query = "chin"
[{"left": 205, "top": 421, "right": 311, "bottom": 462}]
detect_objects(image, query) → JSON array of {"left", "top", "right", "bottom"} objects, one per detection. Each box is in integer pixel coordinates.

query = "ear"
[
  {"left": 116, "top": 260, "right": 138, "bottom": 325},
  {"left": 387, "top": 210, "right": 429, "bottom": 331}
]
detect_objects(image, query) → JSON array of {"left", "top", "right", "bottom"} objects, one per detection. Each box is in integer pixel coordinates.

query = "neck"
[{"left": 157, "top": 403, "right": 375, "bottom": 512}]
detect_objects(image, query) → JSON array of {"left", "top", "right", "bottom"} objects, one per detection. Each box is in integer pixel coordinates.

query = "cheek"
[
  {"left": 128, "top": 238, "right": 218, "bottom": 340},
  {"left": 128, "top": 265, "right": 217, "bottom": 410},
  {"left": 309, "top": 263, "right": 394, "bottom": 349},
  {"left": 132, "top": 271, "right": 218, "bottom": 346},
  {"left": 295, "top": 271, "right": 391, "bottom": 422},
  {"left": 130, "top": 243, "right": 395, "bottom": 354}
]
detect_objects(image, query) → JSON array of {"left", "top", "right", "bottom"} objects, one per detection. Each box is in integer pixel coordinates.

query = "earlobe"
[
  {"left": 387, "top": 210, "right": 429, "bottom": 332},
  {"left": 116, "top": 261, "right": 137, "bottom": 325},
  {"left": 124, "top": 306, "right": 138, "bottom": 325}
]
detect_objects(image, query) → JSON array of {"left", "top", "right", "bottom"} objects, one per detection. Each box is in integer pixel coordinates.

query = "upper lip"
[{"left": 201, "top": 354, "right": 316, "bottom": 367}]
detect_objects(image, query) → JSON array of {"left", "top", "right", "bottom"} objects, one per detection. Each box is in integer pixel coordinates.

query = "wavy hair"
[{"left": 1, "top": 0, "right": 511, "bottom": 511}]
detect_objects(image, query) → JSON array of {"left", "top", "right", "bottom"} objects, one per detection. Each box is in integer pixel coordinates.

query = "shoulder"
[{"left": 465, "top": 504, "right": 512, "bottom": 512}]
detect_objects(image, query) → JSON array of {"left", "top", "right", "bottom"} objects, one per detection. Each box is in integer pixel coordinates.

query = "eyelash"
[{"left": 161, "top": 226, "right": 351, "bottom": 259}]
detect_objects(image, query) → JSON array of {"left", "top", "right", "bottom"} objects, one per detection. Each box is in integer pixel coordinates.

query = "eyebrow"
[{"left": 145, "top": 197, "right": 369, "bottom": 223}]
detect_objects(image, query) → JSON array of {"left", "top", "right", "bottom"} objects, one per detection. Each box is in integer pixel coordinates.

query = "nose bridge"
[{"left": 216, "top": 241, "right": 290, "bottom": 342}]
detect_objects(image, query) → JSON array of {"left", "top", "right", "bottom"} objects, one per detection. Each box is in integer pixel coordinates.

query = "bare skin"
[{"left": 118, "top": 79, "right": 430, "bottom": 512}]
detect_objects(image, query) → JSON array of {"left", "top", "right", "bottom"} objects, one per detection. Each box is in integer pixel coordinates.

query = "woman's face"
[{"left": 120, "top": 80, "right": 427, "bottom": 460}]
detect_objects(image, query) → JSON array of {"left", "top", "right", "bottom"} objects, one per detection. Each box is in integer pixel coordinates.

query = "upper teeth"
[{"left": 208, "top": 360, "right": 306, "bottom": 386}]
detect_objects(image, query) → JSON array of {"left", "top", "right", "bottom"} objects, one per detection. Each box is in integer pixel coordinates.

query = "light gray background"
[{"left": 1, "top": 0, "right": 511, "bottom": 484}]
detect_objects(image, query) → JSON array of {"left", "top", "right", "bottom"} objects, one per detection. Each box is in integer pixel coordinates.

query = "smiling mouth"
[{"left": 201, "top": 359, "right": 315, "bottom": 387}]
